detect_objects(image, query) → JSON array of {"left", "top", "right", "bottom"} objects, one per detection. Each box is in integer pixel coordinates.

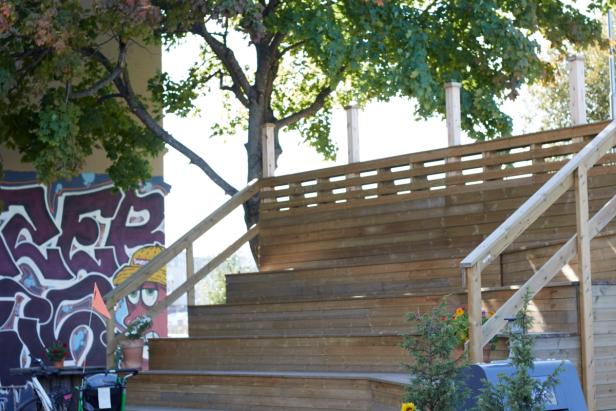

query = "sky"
[{"left": 160, "top": 35, "right": 570, "bottom": 270}]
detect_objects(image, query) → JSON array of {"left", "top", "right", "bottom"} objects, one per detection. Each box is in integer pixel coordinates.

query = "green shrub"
[{"left": 402, "top": 300, "right": 468, "bottom": 411}]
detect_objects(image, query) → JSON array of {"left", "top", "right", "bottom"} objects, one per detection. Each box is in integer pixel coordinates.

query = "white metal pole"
[{"left": 609, "top": 10, "right": 616, "bottom": 119}]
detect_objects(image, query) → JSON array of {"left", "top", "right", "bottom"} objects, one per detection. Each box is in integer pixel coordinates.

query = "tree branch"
[
  {"left": 219, "top": 72, "right": 250, "bottom": 107},
  {"left": 279, "top": 40, "right": 305, "bottom": 57},
  {"left": 96, "top": 93, "right": 122, "bottom": 104},
  {"left": 274, "top": 84, "right": 334, "bottom": 128},
  {"left": 85, "top": 46, "right": 239, "bottom": 197},
  {"left": 191, "top": 22, "right": 253, "bottom": 102},
  {"left": 71, "top": 43, "right": 127, "bottom": 99},
  {"left": 263, "top": 0, "right": 280, "bottom": 18},
  {"left": 270, "top": 32, "right": 284, "bottom": 51}
]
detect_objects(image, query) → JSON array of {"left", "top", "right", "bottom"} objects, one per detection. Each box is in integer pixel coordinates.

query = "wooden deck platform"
[{"left": 124, "top": 123, "right": 616, "bottom": 410}]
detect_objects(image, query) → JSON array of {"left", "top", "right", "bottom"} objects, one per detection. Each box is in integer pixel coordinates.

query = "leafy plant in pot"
[
  {"left": 120, "top": 315, "right": 152, "bottom": 369},
  {"left": 45, "top": 340, "right": 69, "bottom": 368},
  {"left": 450, "top": 307, "right": 497, "bottom": 363}
]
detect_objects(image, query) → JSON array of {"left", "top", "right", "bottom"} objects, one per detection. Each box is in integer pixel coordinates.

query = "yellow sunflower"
[
  {"left": 401, "top": 402, "right": 416, "bottom": 411},
  {"left": 454, "top": 307, "right": 465, "bottom": 318}
]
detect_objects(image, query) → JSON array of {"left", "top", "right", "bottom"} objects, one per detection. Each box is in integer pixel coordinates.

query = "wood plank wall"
[
  {"left": 259, "top": 123, "right": 616, "bottom": 277},
  {"left": 594, "top": 284, "right": 616, "bottom": 410},
  {"left": 258, "top": 174, "right": 616, "bottom": 282},
  {"left": 189, "top": 285, "right": 579, "bottom": 339}
]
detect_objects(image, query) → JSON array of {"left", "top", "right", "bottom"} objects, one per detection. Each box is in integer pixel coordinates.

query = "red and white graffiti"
[{"left": 0, "top": 173, "right": 167, "bottom": 385}]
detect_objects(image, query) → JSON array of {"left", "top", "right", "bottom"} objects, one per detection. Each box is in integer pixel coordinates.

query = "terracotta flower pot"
[
  {"left": 483, "top": 345, "right": 492, "bottom": 363},
  {"left": 121, "top": 339, "right": 145, "bottom": 369},
  {"left": 52, "top": 359, "right": 65, "bottom": 368},
  {"left": 452, "top": 347, "right": 465, "bottom": 362}
]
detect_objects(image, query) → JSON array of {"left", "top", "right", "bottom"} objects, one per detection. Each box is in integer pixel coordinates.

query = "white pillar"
[
  {"left": 262, "top": 123, "right": 276, "bottom": 177},
  {"left": 445, "top": 82, "right": 462, "bottom": 147},
  {"left": 346, "top": 105, "right": 360, "bottom": 163},
  {"left": 568, "top": 54, "right": 587, "bottom": 126}
]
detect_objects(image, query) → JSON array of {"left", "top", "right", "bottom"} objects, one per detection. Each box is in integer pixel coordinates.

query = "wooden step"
[
  {"left": 226, "top": 259, "right": 501, "bottom": 304},
  {"left": 189, "top": 284, "right": 579, "bottom": 338},
  {"left": 149, "top": 335, "right": 408, "bottom": 373},
  {"left": 229, "top": 231, "right": 616, "bottom": 305},
  {"left": 149, "top": 332, "right": 580, "bottom": 375},
  {"left": 132, "top": 333, "right": 583, "bottom": 411},
  {"left": 126, "top": 370, "right": 406, "bottom": 411}
]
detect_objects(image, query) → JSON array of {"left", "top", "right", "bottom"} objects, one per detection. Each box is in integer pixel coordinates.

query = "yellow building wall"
[{"left": 1, "top": 40, "right": 164, "bottom": 176}]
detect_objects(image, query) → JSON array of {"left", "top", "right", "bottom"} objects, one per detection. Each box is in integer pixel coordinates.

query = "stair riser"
[
  {"left": 150, "top": 336, "right": 408, "bottom": 373},
  {"left": 127, "top": 373, "right": 404, "bottom": 411},
  {"left": 259, "top": 175, "right": 616, "bottom": 272},
  {"left": 190, "top": 285, "right": 579, "bottom": 338},
  {"left": 228, "top": 233, "right": 616, "bottom": 304}
]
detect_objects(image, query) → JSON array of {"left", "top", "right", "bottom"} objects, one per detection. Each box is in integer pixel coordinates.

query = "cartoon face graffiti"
[{"left": 112, "top": 245, "right": 167, "bottom": 338}]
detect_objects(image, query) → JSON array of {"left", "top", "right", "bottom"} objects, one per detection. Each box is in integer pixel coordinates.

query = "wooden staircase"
[{"left": 118, "top": 121, "right": 616, "bottom": 410}]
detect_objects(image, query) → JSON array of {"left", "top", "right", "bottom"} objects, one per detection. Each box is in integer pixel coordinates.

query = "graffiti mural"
[{"left": 0, "top": 171, "right": 169, "bottom": 385}]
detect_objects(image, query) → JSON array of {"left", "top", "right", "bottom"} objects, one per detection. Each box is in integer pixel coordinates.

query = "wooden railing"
[
  {"left": 103, "top": 180, "right": 261, "bottom": 367},
  {"left": 260, "top": 122, "right": 608, "bottom": 217},
  {"left": 461, "top": 121, "right": 616, "bottom": 411}
]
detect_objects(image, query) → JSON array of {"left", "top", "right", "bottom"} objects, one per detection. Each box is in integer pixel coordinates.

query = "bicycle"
[
  {"left": 0, "top": 385, "right": 27, "bottom": 411},
  {"left": 12, "top": 356, "right": 138, "bottom": 411}
]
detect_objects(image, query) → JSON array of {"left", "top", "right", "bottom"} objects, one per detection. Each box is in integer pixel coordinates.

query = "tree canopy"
[{"left": 0, "top": 0, "right": 606, "bottom": 225}]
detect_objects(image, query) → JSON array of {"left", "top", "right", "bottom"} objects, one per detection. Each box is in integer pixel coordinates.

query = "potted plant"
[
  {"left": 120, "top": 315, "right": 152, "bottom": 369},
  {"left": 402, "top": 301, "right": 469, "bottom": 410},
  {"left": 451, "top": 307, "right": 497, "bottom": 362},
  {"left": 45, "top": 340, "right": 69, "bottom": 368}
]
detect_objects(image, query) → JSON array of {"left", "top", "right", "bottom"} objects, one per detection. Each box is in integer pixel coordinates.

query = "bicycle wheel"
[
  {"left": 17, "top": 390, "right": 72, "bottom": 411},
  {"left": 50, "top": 391, "right": 72, "bottom": 411},
  {"left": 16, "top": 397, "right": 38, "bottom": 411}
]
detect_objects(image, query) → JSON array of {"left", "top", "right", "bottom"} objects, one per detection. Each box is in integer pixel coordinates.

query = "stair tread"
[
  {"left": 140, "top": 369, "right": 409, "bottom": 386},
  {"left": 152, "top": 331, "right": 578, "bottom": 342}
]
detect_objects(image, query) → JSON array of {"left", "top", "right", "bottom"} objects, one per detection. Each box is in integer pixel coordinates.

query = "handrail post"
[
  {"left": 575, "top": 164, "right": 596, "bottom": 411},
  {"left": 106, "top": 313, "right": 116, "bottom": 368},
  {"left": 262, "top": 123, "right": 276, "bottom": 178},
  {"left": 346, "top": 105, "right": 360, "bottom": 163},
  {"left": 445, "top": 82, "right": 462, "bottom": 179},
  {"left": 465, "top": 265, "right": 483, "bottom": 363},
  {"left": 568, "top": 54, "right": 587, "bottom": 137},
  {"left": 186, "top": 244, "right": 195, "bottom": 306}
]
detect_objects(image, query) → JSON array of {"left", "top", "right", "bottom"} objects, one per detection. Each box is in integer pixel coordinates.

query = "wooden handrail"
[
  {"left": 145, "top": 225, "right": 259, "bottom": 320},
  {"left": 104, "top": 180, "right": 261, "bottom": 308},
  {"left": 104, "top": 180, "right": 261, "bottom": 367},
  {"left": 461, "top": 121, "right": 616, "bottom": 411}
]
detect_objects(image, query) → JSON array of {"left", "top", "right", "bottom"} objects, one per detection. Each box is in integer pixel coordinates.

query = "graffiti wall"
[{"left": 0, "top": 171, "right": 169, "bottom": 385}]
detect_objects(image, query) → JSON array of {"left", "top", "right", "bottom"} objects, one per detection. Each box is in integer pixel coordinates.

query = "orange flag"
[{"left": 92, "top": 282, "right": 111, "bottom": 319}]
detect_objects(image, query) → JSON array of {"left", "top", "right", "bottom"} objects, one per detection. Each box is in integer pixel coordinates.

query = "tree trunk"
[{"left": 244, "top": 102, "right": 281, "bottom": 265}]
